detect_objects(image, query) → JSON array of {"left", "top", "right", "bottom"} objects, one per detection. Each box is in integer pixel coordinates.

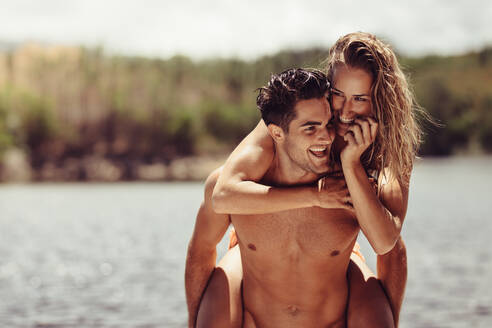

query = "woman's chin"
[{"left": 336, "top": 125, "right": 348, "bottom": 136}]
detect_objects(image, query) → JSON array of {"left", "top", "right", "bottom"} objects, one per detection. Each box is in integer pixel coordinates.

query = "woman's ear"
[{"left": 267, "top": 124, "right": 285, "bottom": 143}]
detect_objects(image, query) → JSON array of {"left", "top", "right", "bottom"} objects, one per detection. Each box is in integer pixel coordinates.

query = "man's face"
[{"left": 282, "top": 95, "right": 335, "bottom": 175}]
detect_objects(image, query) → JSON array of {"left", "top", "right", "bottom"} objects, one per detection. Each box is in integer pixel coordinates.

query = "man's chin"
[
  {"left": 310, "top": 162, "right": 331, "bottom": 175},
  {"left": 307, "top": 148, "right": 332, "bottom": 174},
  {"left": 315, "top": 168, "right": 330, "bottom": 175}
]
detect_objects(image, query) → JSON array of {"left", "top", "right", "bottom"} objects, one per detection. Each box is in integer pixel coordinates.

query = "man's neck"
[{"left": 264, "top": 147, "right": 321, "bottom": 187}]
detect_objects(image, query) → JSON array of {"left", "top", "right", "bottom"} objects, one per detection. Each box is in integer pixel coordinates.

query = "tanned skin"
[
  {"left": 186, "top": 95, "right": 396, "bottom": 327},
  {"left": 189, "top": 66, "right": 409, "bottom": 327}
]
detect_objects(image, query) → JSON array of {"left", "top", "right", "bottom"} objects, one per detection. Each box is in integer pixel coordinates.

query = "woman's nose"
[{"left": 338, "top": 100, "right": 354, "bottom": 119}]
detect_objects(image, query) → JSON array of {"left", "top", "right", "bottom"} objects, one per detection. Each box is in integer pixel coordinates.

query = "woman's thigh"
[
  {"left": 196, "top": 245, "right": 243, "bottom": 328},
  {"left": 346, "top": 251, "right": 395, "bottom": 328}
]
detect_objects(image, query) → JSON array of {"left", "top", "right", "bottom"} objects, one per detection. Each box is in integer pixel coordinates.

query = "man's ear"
[{"left": 267, "top": 124, "right": 285, "bottom": 143}]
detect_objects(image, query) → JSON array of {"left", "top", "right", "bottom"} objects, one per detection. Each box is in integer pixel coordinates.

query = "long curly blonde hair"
[{"left": 325, "top": 32, "right": 424, "bottom": 187}]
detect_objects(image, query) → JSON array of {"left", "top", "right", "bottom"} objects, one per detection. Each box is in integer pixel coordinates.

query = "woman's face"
[{"left": 331, "top": 65, "right": 374, "bottom": 136}]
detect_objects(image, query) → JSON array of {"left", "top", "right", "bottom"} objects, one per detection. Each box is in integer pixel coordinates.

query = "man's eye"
[
  {"left": 332, "top": 90, "right": 343, "bottom": 97},
  {"left": 305, "top": 126, "right": 315, "bottom": 132}
]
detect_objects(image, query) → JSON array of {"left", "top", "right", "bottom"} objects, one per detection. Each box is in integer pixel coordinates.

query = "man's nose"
[{"left": 318, "top": 126, "right": 334, "bottom": 143}]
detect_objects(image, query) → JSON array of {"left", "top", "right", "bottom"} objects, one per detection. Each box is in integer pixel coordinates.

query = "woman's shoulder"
[{"left": 234, "top": 120, "right": 274, "bottom": 159}]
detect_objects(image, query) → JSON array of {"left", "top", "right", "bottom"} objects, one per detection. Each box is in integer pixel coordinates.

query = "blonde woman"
[{"left": 186, "top": 32, "right": 422, "bottom": 328}]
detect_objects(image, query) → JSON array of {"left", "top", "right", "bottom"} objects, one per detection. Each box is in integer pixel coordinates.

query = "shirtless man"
[{"left": 185, "top": 69, "right": 395, "bottom": 327}]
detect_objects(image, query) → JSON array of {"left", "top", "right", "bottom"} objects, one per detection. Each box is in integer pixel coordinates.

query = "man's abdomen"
[
  {"left": 231, "top": 207, "right": 359, "bottom": 327},
  {"left": 239, "top": 243, "right": 353, "bottom": 328},
  {"left": 241, "top": 270, "right": 349, "bottom": 328}
]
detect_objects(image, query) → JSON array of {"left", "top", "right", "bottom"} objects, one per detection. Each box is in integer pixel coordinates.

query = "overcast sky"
[{"left": 0, "top": 0, "right": 491, "bottom": 59}]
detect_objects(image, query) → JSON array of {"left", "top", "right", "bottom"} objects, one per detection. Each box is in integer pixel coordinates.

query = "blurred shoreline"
[
  {"left": 1, "top": 151, "right": 490, "bottom": 183},
  {"left": 0, "top": 148, "right": 227, "bottom": 182}
]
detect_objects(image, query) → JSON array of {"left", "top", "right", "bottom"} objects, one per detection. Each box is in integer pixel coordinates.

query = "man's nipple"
[{"left": 248, "top": 243, "right": 256, "bottom": 251}]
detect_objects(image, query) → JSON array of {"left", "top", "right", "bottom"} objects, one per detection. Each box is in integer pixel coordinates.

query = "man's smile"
[{"left": 309, "top": 145, "right": 329, "bottom": 158}]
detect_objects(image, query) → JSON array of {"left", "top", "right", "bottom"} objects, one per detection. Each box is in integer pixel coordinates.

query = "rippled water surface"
[{"left": 0, "top": 157, "right": 491, "bottom": 327}]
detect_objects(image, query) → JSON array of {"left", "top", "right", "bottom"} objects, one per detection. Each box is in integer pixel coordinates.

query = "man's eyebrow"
[
  {"left": 300, "top": 121, "right": 322, "bottom": 127},
  {"left": 332, "top": 87, "right": 343, "bottom": 93}
]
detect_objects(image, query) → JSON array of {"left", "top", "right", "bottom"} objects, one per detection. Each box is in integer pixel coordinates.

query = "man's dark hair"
[{"left": 256, "top": 68, "right": 330, "bottom": 131}]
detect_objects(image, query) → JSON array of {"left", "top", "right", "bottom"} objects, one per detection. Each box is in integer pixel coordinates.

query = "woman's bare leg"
[
  {"left": 346, "top": 248, "right": 394, "bottom": 328},
  {"left": 346, "top": 238, "right": 407, "bottom": 328},
  {"left": 196, "top": 244, "right": 243, "bottom": 328}
]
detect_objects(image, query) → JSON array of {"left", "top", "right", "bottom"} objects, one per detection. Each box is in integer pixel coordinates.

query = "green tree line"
[{"left": 0, "top": 44, "right": 490, "bottom": 180}]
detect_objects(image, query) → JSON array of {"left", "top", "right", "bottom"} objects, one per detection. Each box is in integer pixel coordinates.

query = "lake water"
[{"left": 0, "top": 157, "right": 491, "bottom": 328}]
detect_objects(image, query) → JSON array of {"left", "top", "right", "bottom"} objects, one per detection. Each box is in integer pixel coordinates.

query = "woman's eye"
[{"left": 355, "top": 97, "right": 368, "bottom": 102}]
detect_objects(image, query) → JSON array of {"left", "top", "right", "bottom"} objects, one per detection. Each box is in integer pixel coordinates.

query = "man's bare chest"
[{"left": 230, "top": 207, "right": 360, "bottom": 258}]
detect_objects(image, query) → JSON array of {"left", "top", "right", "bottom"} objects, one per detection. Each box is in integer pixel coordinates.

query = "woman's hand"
[
  {"left": 317, "top": 175, "right": 354, "bottom": 212},
  {"left": 340, "top": 117, "right": 378, "bottom": 168}
]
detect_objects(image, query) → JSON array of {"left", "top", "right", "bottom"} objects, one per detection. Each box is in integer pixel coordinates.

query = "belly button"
[
  {"left": 330, "top": 250, "right": 340, "bottom": 256},
  {"left": 248, "top": 243, "right": 256, "bottom": 251},
  {"left": 286, "top": 305, "right": 299, "bottom": 316}
]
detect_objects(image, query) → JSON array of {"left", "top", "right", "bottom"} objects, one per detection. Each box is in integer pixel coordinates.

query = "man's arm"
[
  {"left": 185, "top": 169, "right": 231, "bottom": 328},
  {"left": 212, "top": 120, "right": 351, "bottom": 214}
]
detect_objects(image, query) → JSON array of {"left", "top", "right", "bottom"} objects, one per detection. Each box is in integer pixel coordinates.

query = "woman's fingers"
[
  {"left": 367, "top": 117, "right": 378, "bottom": 141},
  {"left": 355, "top": 118, "right": 371, "bottom": 144},
  {"left": 346, "top": 124, "right": 363, "bottom": 144},
  {"left": 344, "top": 130, "right": 356, "bottom": 145}
]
